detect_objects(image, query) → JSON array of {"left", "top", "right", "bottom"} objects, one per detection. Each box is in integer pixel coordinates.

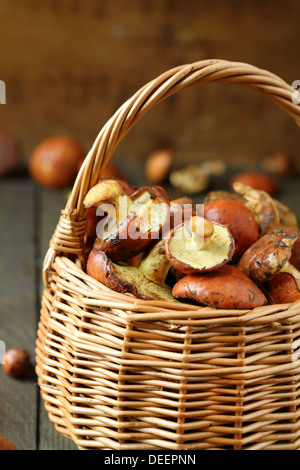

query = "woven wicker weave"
[{"left": 36, "top": 59, "right": 300, "bottom": 450}]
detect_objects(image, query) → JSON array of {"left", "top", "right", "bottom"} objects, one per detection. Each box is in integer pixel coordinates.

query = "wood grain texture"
[
  {"left": 0, "top": 179, "right": 37, "bottom": 450},
  {"left": 35, "top": 185, "right": 77, "bottom": 449},
  {"left": 0, "top": 0, "right": 300, "bottom": 168},
  {"left": 0, "top": 177, "right": 77, "bottom": 449}
]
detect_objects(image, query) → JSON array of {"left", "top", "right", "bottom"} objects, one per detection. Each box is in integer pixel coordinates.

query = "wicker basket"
[{"left": 36, "top": 59, "right": 300, "bottom": 450}]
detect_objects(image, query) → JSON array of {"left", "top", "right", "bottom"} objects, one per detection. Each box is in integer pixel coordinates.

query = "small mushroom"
[
  {"left": 29, "top": 135, "right": 85, "bottom": 189},
  {"left": 199, "top": 198, "right": 259, "bottom": 262},
  {"left": 2, "top": 348, "right": 30, "bottom": 378},
  {"left": 169, "top": 165, "right": 210, "bottom": 194},
  {"left": 145, "top": 148, "right": 174, "bottom": 184},
  {"left": 172, "top": 264, "right": 267, "bottom": 309},
  {"left": 198, "top": 159, "right": 226, "bottom": 177},
  {"left": 230, "top": 170, "right": 278, "bottom": 195},
  {"left": 165, "top": 216, "right": 235, "bottom": 275},
  {"left": 238, "top": 228, "right": 300, "bottom": 284},
  {"left": 86, "top": 248, "right": 175, "bottom": 302},
  {"left": 233, "top": 182, "right": 280, "bottom": 236}
]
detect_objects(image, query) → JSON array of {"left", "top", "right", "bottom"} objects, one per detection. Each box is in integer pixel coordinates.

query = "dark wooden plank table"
[
  {"left": 0, "top": 163, "right": 299, "bottom": 450},
  {"left": 0, "top": 173, "right": 77, "bottom": 450}
]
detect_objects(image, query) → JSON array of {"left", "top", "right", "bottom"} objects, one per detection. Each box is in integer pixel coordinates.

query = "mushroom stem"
[{"left": 186, "top": 216, "right": 214, "bottom": 250}]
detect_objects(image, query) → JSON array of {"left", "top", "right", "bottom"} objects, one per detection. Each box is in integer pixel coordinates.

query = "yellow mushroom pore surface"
[{"left": 169, "top": 223, "right": 232, "bottom": 270}]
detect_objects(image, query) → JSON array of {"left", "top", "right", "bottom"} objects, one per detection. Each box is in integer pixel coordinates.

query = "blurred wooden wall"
[{"left": 0, "top": 0, "right": 300, "bottom": 167}]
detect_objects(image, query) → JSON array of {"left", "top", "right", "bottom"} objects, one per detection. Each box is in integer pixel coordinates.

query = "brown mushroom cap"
[
  {"left": 238, "top": 228, "right": 300, "bottom": 284},
  {"left": 267, "top": 272, "right": 300, "bottom": 304},
  {"left": 86, "top": 248, "right": 175, "bottom": 302},
  {"left": 165, "top": 216, "right": 235, "bottom": 275},
  {"left": 199, "top": 198, "right": 259, "bottom": 262},
  {"left": 145, "top": 148, "right": 174, "bottom": 184},
  {"left": 172, "top": 264, "right": 267, "bottom": 309},
  {"left": 93, "top": 185, "right": 170, "bottom": 262},
  {"left": 230, "top": 171, "right": 278, "bottom": 195}
]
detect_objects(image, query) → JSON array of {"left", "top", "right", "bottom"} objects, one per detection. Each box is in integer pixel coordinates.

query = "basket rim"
[{"left": 47, "top": 254, "right": 300, "bottom": 325}]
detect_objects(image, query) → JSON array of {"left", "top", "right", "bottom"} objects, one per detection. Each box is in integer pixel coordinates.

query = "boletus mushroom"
[
  {"left": 86, "top": 248, "right": 175, "bottom": 302},
  {"left": 84, "top": 177, "right": 136, "bottom": 242},
  {"left": 84, "top": 182, "right": 170, "bottom": 262},
  {"left": 238, "top": 228, "right": 300, "bottom": 285},
  {"left": 199, "top": 198, "right": 259, "bottom": 262},
  {"left": 165, "top": 216, "right": 235, "bottom": 275},
  {"left": 230, "top": 170, "right": 278, "bottom": 195},
  {"left": 84, "top": 178, "right": 133, "bottom": 225},
  {"left": 172, "top": 264, "right": 267, "bottom": 309},
  {"left": 145, "top": 148, "right": 174, "bottom": 184}
]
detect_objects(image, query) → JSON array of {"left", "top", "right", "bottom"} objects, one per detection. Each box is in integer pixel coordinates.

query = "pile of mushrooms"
[{"left": 82, "top": 175, "right": 300, "bottom": 309}]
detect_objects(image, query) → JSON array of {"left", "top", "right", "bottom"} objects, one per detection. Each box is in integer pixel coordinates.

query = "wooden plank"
[
  {"left": 0, "top": 177, "right": 37, "bottom": 450},
  {"left": 35, "top": 184, "right": 77, "bottom": 450}
]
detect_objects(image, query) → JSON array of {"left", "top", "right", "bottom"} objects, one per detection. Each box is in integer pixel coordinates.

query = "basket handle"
[
  {"left": 44, "top": 59, "right": 300, "bottom": 277},
  {"left": 70, "top": 59, "right": 300, "bottom": 214}
]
